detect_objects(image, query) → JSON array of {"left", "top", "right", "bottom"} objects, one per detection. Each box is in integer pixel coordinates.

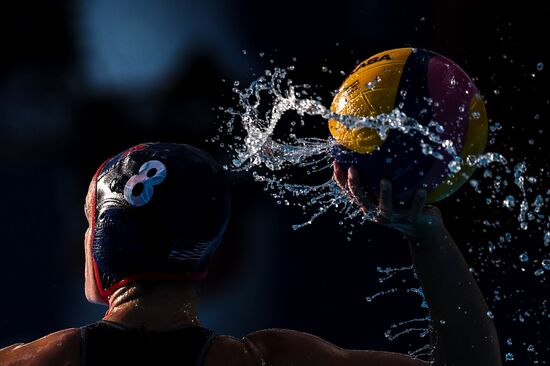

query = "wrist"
[
  {"left": 410, "top": 206, "right": 446, "bottom": 239},
  {"left": 409, "top": 220, "right": 448, "bottom": 243}
]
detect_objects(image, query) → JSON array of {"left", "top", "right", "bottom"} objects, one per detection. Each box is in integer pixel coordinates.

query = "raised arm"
[
  {"left": 208, "top": 162, "right": 501, "bottom": 366},
  {"left": 407, "top": 214, "right": 501, "bottom": 365},
  {"left": 334, "top": 163, "right": 502, "bottom": 366}
]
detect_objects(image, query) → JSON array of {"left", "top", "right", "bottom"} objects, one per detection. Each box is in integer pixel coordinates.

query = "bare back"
[{"left": 0, "top": 326, "right": 427, "bottom": 366}]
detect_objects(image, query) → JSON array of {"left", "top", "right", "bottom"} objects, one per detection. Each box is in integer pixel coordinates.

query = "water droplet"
[
  {"left": 505, "top": 352, "right": 514, "bottom": 361},
  {"left": 503, "top": 195, "right": 515, "bottom": 209},
  {"left": 442, "top": 139, "right": 453, "bottom": 149},
  {"left": 321, "top": 66, "right": 328, "bottom": 72},
  {"left": 534, "top": 268, "right": 544, "bottom": 276},
  {"left": 421, "top": 143, "right": 433, "bottom": 156},
  {"left": 241, "top": 49, "right": 247, "bottom": 55},
  {"left": 527, "top": 344, "right": 535, "bottom": 352},
  {"left": 542, "top": 259, "right": 550, "bottom": 270},
  {"left": 536, "top": 62, "right": 544, "bottom": 71},
  {"left": 486, "top": 310, "right": 495, "bottom": 319},
  {"left": 448, "top": 157, "right": 462, "bottom": 173},
  {"left": 519, "top": 253, "right": 529, "bottom": 262},
  {"left": 506, "top": 338, "right": 513, "bottom": 346},
  {"left": 472, "top": 111, "right": 480, "bottom": 119}
]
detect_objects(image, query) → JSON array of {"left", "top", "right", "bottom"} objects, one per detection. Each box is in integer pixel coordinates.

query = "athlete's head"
[{"left": 84, "top": 143, "right": 231, "bottom": 305}]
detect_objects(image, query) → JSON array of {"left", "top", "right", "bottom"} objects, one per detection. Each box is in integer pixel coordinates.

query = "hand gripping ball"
[{"left": 329, "top": 48, "right": 488, "bottom": 204}]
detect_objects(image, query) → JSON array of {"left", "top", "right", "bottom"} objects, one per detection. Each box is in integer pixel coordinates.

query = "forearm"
[
  {"left": 408, "top": 225, "right": 502, "bottom": 366},
  {"left": 335, "top": 168, "right": 502, "bottom": 365}
]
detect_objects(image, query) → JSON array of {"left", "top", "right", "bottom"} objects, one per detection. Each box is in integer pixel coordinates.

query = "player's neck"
[{"left": 102, "top": 282, "right": 201, "bottom": 331}]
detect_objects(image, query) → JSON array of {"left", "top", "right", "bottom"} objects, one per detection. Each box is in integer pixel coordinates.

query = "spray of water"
[
  {"left": 221, "top": 67, "right": 545, "bottom": 237},
  {"left": 216, "top": 66, "right": 549, "bottom": 361}
]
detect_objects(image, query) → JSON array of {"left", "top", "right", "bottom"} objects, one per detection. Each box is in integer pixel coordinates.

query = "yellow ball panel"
[{"left": 329, "top": 48, "right": 414, "bottom": 154}]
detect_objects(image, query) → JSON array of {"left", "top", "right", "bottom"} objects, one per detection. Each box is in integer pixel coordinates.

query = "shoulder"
[
  {"left": 243, "top": 328, "right": 348, "bottom": 364},
  {"left": 0, "top": 328, "right": 81, "bottom": 366},
  {"left": 205, "top": 328, "right": 428, "bottom": 366},
  {"left": 204, "top": 328, "right": 346, "bottom": 366},
  {"left": 204, "top": 333, "right": 262, "bottom": 366}
]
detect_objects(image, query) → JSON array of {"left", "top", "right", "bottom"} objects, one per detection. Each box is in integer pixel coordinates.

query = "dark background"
[{"left": 1, "top": 0, "right": 548, "bottom": 364}]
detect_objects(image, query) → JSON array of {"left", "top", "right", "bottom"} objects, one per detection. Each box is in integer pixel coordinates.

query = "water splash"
[
  {"left": 220, "top": 67, "right": 547, "bottom": 241},
  {"left": 217, "top": 67, "right": 549, "bottom": 360},
  {"left": 365, "top": 264, "right": 432, "bottom": 356},
  {"left": 408, "top": 343, "right": 434, "bottom": 358},
  {"left": 376, "top": 265, "right": 415, "bottom": 283},
  {"left": 384, "top": 317, "right": 431, "bottom": 341}
]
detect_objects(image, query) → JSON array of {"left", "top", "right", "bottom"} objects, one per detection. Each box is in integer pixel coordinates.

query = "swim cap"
[{"left": 88, "top": 143, "right": 230, "bottom": 302}]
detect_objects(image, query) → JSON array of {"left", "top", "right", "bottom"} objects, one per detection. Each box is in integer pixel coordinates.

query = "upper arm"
[
  {"left": 0, "top": 328, "right": 81, "bottom": 366},
  {"left": 233, "top": 328, "right": 428, "bottom": 366}
]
